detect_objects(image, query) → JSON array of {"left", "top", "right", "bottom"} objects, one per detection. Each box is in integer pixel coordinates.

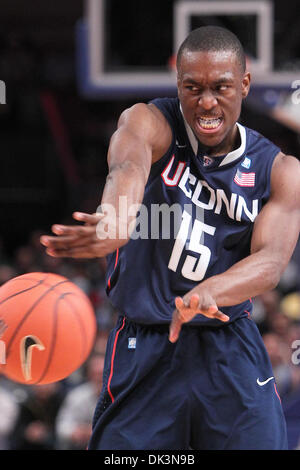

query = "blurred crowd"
[{"left": 0, "top": 230, "right": 300, "bottom": 450}]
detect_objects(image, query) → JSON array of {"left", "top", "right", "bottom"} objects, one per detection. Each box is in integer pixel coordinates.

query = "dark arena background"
[{"left": 0, "top": 0, "right": 300, "bottom": 451}]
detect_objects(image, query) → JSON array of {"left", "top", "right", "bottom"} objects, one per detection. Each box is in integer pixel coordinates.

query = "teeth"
[{"left": 198, "top": 117, "right": 222, "bottom": 129}]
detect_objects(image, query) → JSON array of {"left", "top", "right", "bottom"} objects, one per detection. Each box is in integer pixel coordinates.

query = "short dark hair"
[{"left": 176, "top": 26, "right": 246, "bottom": 72}]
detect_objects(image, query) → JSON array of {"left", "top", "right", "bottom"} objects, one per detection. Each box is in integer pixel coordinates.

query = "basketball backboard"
[{"left": 76, "top": 0, "right": 300, "bottom": 130}]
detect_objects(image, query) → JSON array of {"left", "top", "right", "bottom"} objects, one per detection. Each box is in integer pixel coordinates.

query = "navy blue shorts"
[{"left": 88, "top": 315, "right": 287, "bottom": 450}]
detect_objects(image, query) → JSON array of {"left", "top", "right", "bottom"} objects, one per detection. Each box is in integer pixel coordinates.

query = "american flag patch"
[{"left": 234, "top": 169, "right": 255, "bottom": 187}]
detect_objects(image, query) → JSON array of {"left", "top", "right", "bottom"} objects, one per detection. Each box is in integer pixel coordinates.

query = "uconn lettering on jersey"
[{"left": 161, "top": 156, "right": 258, "bottom": 223}]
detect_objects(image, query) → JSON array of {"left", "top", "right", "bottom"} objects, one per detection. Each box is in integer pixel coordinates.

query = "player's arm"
[
  {"left": 40, "top": 103, "right": 172, "bottom": 258},
  {"left": 97, "top": 103, "right": 171, "bottom": 243},
  {"left": 169, "top": 153, "right": 300, "bottom": 342}
]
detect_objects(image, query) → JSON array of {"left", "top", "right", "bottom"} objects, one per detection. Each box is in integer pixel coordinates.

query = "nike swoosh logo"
[
  {"left": 256, "top": 377, "right": 274, "bottom": 386},
  {"left": 20, "top": 335, "right": 45, "bottom": 381}
]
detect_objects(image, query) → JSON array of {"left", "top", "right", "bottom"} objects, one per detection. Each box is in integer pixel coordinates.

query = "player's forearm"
[
  {"left": 191, "top": 249, "right": 282, "bottom": 307},
  {"left": 97, "top": 160, "right": 149, "bottom": 245}
]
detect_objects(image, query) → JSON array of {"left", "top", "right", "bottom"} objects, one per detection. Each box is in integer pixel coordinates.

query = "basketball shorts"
[{"left": 88, "top": 315, "right": 288, "bottom": 450}]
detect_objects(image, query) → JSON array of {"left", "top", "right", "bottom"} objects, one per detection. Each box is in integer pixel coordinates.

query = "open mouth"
[{"left": 197, "top": 116, "right": 223, "bottom": 132}]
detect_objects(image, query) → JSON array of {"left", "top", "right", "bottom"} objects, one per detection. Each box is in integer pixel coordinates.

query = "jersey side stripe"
[
  {"left": 107, "top": 316, "right": 126, "bottom": 403},
  {"left": 107, "top": 248, "right": 119, "bottom": 290}
]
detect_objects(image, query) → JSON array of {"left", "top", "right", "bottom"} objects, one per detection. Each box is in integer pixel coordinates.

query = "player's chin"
[
  {"left": 197, "top": 134, "right": 225, "bottom": 149},
  {"left": 194, "top": 123, "right": 227, "bottom": 147},
  {"left": 197, "top": 128, "right": 227, "bottom": 147}
]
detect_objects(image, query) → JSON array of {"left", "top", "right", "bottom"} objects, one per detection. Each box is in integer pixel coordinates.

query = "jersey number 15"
[{"left": 168, "top": 210, "right": 216, "bottom": 281}]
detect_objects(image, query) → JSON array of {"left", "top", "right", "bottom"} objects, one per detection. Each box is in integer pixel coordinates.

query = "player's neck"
[{"left": 199, "top": 124, "right": 240, "bottom": 158}]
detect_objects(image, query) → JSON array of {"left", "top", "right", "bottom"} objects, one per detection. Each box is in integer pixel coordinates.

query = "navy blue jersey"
[{"left": 105, "top": 97, "right": 280, "bottom": 326}]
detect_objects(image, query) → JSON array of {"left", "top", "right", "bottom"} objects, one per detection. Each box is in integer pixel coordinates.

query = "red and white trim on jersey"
[
  {"left": 274, "top": 382, "right": 282, "bottom": 403},
  {"left": 107, "top": 248, "right": 119, "bottom": 291},
  {"left": 161, "top": 155, "right": 186, "bottom": 186},
  {"left": 107, "top": 316, "right": 126, "bottom": 403}
]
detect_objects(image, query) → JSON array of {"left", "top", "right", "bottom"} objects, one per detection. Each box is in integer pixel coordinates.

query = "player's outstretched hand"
[
  {"left": 40, "top": 212, "right": 118, "bottom": 259},
  {"left": 169, "top": 293, "right": 229, "bottom": 343}
]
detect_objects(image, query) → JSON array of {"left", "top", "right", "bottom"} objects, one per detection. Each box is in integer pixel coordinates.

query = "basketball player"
[{"left": 40, "top": 27, "right": 300, "bottom": 449}]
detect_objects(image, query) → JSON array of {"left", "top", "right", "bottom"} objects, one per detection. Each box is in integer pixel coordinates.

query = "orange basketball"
[{"left": 0, "top": 272, "right": 97, "bottom": 385}]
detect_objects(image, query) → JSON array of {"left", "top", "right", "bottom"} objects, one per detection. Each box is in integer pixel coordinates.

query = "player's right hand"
[{"left": 40, "top": 211, "right": 122, "bottom": 259}]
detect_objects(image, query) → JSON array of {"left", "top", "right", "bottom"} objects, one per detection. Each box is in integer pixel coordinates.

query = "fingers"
[
  {"left": 39, "top": 211, "right": 115, "bottom": 259},
  {"left": 169, "top": 295, "right": 229, "bottom": 343},
  {"left": 40, "top": 231, "right": 95, "bottom": 251},
  {"left": 40, "top": 216, "right": 100, "bottom": 249},
  {"left": 212, "top": 309, "right": 230, "bottom": 322},
  {"left": 73, "top": 212, "right": 104, "bottom": 224},
  {"left": 43, "top": 243, "right": 101, "bottom": 259},
  {"left": 41, "top": 212, "right": 103, "bottom": 240},
  {"left": 169, "top": 309, "right": 182, "bottom": 343},
  {"left": 170, "top": 296, "right": 198, "bottom": 342},
  {"left": 175, "top": 296, "right": 185, "bottom": 310},
  {"left": 170, "top": 296, "right": 195, "bottom": 343},
  {"left": 41, "top": 234, "right": 80, "bottom": 246},
  {"left": 189, "top": 294, "right": 200, "bottom": 310},
  {"left": 51, "top": 223, "right": 97, "bottom": 237}
]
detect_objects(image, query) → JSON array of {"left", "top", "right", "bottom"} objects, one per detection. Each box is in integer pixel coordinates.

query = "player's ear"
[{"left": 242, "top": 72, "right": 251, "bottom": 98}]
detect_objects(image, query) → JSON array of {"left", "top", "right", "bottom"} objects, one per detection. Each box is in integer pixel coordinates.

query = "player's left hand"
[{"left": 169, "top": 293, "right": 229, "bottom": 343}]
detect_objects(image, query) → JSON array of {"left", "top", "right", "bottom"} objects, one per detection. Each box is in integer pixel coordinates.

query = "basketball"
[{"left": 0, "top": 272, "right": 97, "bottom": 385}]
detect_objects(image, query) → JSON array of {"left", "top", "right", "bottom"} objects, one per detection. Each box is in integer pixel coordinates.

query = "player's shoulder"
[
  {"left": 118, "top": 102, "right": 155, "bottom": 124},
  {"left": 149, "top": 97, "right": 180, "bottom": 123},
  {"left": 117, "top": 101, "right": 173, "bottom": 162},
  {"left": 272, "top": 151, "right": 300, "bottom": 176},
  {"left": 118, "top": 101, "right": 171, "bottom": 132},
  {"left": 270, "top": 151, "right": 300, "bottom": 202}
]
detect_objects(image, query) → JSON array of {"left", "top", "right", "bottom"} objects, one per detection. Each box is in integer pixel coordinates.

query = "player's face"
[{"left": 177, "top": 49, "right": 250, "bottom": 154}]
